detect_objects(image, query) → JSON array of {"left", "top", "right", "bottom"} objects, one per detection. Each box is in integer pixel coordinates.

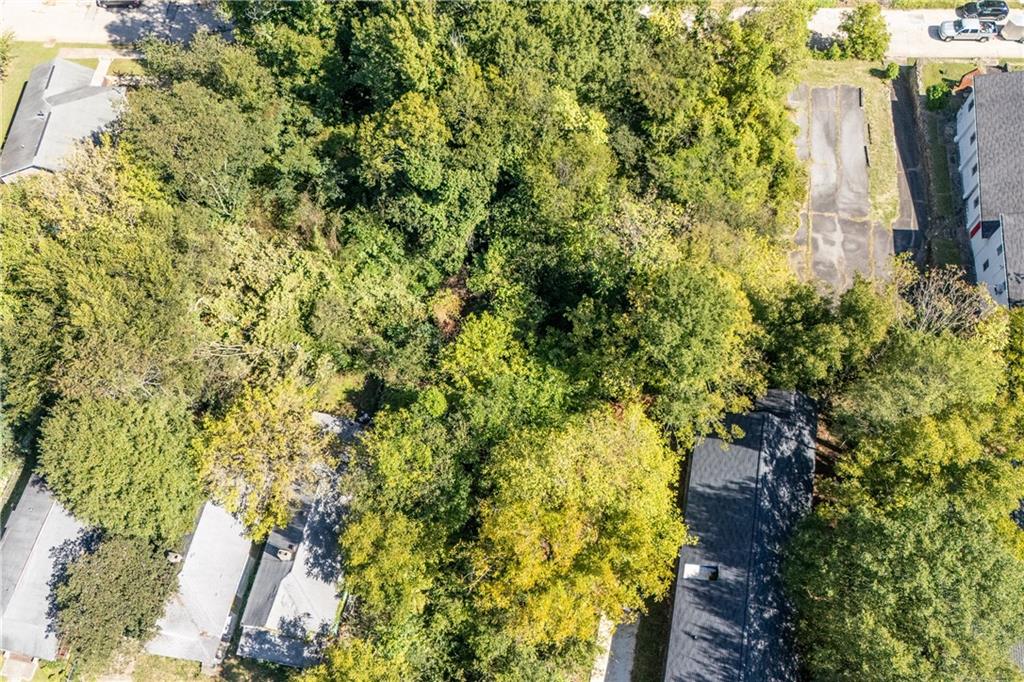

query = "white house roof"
[
  {"left": 0, "top": 476, "right": 86, "bottom": 660},
  {"left": 145, "top": 502, "right": 252, "bottom": 667},
  {"left": 0, "top": 59, "right": 123, "bottom": 180}
]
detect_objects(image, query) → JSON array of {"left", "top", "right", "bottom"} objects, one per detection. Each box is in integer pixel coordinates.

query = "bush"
[
  {"left": 0, "top": 31, "right": 13, "bottom": 82},
  {"left": 884, "top": 62, "right": 900, "bottom": 81},
  {"left": 839, "top": 3, "right": 890, "bottom": 61},
  {"left": 926, "top": 82, "right": 951, "bottom": 111}
]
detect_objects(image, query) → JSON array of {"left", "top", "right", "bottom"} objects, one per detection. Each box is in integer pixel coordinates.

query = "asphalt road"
[
  {"left": 0, "top": 0, "right": 228, "bottom": 44},
  {"left": 810, "top": 8, "right": 1024, "bottom": 59}
]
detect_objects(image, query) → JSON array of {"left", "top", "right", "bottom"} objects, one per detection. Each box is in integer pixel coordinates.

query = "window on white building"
[
  {"left": 984, "top": 260, "right": 990, "bottom": 271},
  {"left": 972, "top": 164, "right": 978, "bottom": 176},
  {"left": 970, "top": 132, "right": 977, "bottom": 144},
  {"left": 968, "top": 98, "right": 975, "bottom": 112},
  {"left": 998, "top": 244, "right": 1004, "bottom": 256}
]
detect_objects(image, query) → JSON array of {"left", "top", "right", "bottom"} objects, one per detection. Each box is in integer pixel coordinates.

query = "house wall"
[
  {"left": 955, "top": 90, "right": 1009, "bottom": 306},
  {"left": 956, "top": 92, "right": 980, "bottom": 232},
  {"left": 973, "top": 226, "right": 1008, "bottom": 305}
]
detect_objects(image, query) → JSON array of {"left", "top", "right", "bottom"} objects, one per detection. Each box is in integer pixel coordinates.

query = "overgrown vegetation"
[{"left": 0, "top": 0, "right": 1021, "bottom": 679}]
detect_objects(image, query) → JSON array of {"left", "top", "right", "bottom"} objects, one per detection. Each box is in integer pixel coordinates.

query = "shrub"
[
  {"left": 884, "top": 62, "right": 900, "bottom": 81},
  {"left": 838, "top": 3, "right": 890, "bottom": 61},
  {"left": 0, "top": 31, "right": 14, "bottom": 81},
  {"left": 926, "top": 82, "right": 951, "bottom": 111}
]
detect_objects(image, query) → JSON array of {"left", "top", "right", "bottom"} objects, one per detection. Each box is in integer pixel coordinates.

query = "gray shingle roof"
[
  {"left": 1000, "top": 213, "right": 1024, "bottom": 305},
  {"left": 237, "top": 494, "right": 344, "bottom": 668},
  {"left": 145, "top": 502, "right": 252, "bottom": 667},
  {"left": 663, "top": 390, "right": 816, "bottom": 682},
  {"left": 0, "top": 476, "right": 87, "bottom": 660},
  {"left": 973, "top": 71, "right": 1024, "bottom": 304},
  {"left": 0, "top": 59, "right": 123, "bottom": 180}
]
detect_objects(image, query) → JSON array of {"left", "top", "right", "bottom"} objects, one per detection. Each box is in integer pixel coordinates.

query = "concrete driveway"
[
  {"left": 811, "top": 8, "right": 1024, "bottom": 59},
  {"left": 790, "top": 84, "right": 893, "bottom": 291},
  {"left": 0, "top": 0, "right": 229, "bottom": 44}
]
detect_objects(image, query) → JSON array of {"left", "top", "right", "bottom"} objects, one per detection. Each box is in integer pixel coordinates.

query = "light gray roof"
[
  {"left": 663, "top": 390, "right": 816, "bottom": 682},
  {"left": 145, "top": 502, "right": 252, "bottom": 667},
  {"left": 0, "top": 476, "right": 87, "bottom": 660},
  {"left": 973, "top": 71, "right": 1024, "bottom": 304},
  {"left": 237, "top": 494, "right": 344, "bottom": 668},
  {"left": 0, "top": 59, "right": 123, "bottom": 179}
]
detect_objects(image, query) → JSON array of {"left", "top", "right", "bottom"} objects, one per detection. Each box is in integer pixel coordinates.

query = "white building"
[
  {"left": 0, "top": 477, "right": 86, "bottom": 680},
  {"left": 0, "top": 59, "right": 123, "bottom": 183},
  {"left": 955, "top": 70, "right": 1024, "bottom": 307},
  {"left": 145, "top": 502, "right": 253, "bottom": 672}
]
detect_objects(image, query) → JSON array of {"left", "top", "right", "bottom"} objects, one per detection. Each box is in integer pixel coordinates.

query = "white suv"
[{"left": 939, "top": 17, "right": 999, "bottom": 41}]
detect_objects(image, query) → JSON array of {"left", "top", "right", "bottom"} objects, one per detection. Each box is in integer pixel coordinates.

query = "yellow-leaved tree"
[{"left": 195, "top": 378, "right": 331, "bottom": 539}]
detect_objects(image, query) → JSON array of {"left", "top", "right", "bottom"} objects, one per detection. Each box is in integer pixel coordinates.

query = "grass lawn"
[
  {"left": 130, "top": 654, "right": 204, "bottom": 682},
  {"left": 930, "top": 236, "right": 962, "bottom": 266},
  {"left": 110, "top": 57, "right": 145, "bottom": 76},
  {"left": 219, "top": 656, "right": 292, "bottom": 682},
  {"left": 795, "top": 60, "right": 901, "bottom": 226},
  {"left": 925, "top": 115, "right": 954, "bottom": 217},
  {"left": 629, "top": 594, "right": 674, "bottom": 682},
  {"left": 1, "top": 42, "right": 110, "bottom": 144},
  {"left": 919, "top": 60, "right": 982, "bottom": 94}
]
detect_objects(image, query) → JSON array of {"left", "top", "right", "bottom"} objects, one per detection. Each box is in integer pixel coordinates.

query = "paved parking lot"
[{"left": 790, "top": 84, "right": 894, "bottom": 291}]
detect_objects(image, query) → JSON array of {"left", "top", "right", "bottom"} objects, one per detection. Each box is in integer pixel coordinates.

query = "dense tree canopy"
[
  {"left": 39, "top": 396, "right": 199, "bottom": 541},
  {"left": 56, "top": 537, "right": 178, "bottom": 668},
  {"left": 196, "top": 378, "right": 332, "bottom": 539},
  {"left": 785, "top": 492, "right": 1024, "bottom": 682},
  {"left": 2, "top": 0, "right": 1020, "bottom": 678}
]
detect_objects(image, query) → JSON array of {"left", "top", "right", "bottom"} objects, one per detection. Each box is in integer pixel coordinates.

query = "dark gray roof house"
[
  {"left": 236, "top": 413, "right": 358, "bottom": 668},
  {"left": 236, "top": 493, "right": 345, "bottom": 668},
  {"left": 0, "top": 59, "right": 123, "bottom": 182},
  {"left": 0, "top": 476, "right": 87, "bottom": 663},
  {"left": 956, "top": 69, "right": 1024, "bottom": 306},
  {"left": 663, "top": 390, "right": 816, "bottom": 682}
]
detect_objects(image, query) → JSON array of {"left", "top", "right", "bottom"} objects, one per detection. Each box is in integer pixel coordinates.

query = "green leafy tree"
[
  {"left": 838, "top": 3, "right": 890, "bottom": 61},
  {"left": 38, "top": 396, "right": 199, "bottom": 542},
  {"left": 472, "top": 403, "right": 687, "bottom": 645},
  {"left": 56, "top": 537, "right": 178, "bottom": 668},
  {"left": 195, "top": 379, "right": 331, "bottom": 539},
  {"left": 785, "top": 492, "right": 1024, "bottom": 681},
  {"left": 834, "top": 305, "right": 1006, "bottom": 437},
  {"left": 122, "top": 81, "right": 277, "bottom": 215},
  {"left": 0, "top": 148, "right": 207, "bottom": 424}
]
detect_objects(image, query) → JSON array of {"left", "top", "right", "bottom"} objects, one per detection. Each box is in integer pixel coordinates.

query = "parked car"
[
  {"left": 96, "top": 0, "right": 141, "bottom": 8},
  {"left": 956, "top": 1, "right": 1010, "bottom": 21},
  {"left": 939, "top": 18, "right": 1000, "bottom": 41}
]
